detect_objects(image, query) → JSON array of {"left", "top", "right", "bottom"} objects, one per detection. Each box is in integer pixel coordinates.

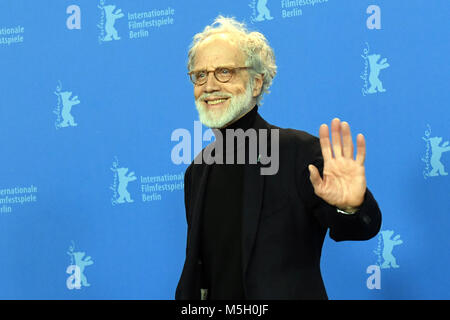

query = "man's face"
[{"left": 193, "top": 34, "right": 255, "bottom": 128}]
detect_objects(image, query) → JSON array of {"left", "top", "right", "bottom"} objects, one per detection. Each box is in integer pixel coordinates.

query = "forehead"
[{"left": 194, "top": 34, "right": 246, "bottom": 69}]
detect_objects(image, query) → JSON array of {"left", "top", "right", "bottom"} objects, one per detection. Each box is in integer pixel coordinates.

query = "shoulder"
[
  {"left": 280, "top": 127, "right": 319, "bottom": 149},
  {"left": 269, "top": 124, "right": 322, "bottom": 163},
  {"left": 256, "top": 112, "right": 320, "bottom": 152}
]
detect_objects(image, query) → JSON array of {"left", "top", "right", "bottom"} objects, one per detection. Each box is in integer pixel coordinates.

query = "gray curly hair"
[{"left": 187, "top": 16, "right": 277, "bottom": 106}]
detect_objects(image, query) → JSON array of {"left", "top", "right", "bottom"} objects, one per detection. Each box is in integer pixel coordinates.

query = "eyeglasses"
[{"left": 188, "top": 66, "right": 251, "bottom": 85}]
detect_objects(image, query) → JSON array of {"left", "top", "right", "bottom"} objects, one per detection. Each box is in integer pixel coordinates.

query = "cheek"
[
  {"left": 225, "top": 82, "right": 247, "bottom": 96},
  {"left": 234, "top": 84, "right": 247, "bottom": 95},
  {"left": 194, "top": 87, "right": 202, "bottom": 100}
]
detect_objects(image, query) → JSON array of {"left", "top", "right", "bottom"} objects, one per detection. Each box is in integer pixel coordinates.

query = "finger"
[
  {"left": 319, "top": 124, "right": 332, "bottom": 161},
  {"left": 308, "top": 164, "right": 322, "bottom": 191},
  {"left": 331, "top": 118, "right": 343, "bottom": 158},
  {"left": 355, "top": 133, "right": 366, "bottom": 165},
  {"left": 341, "top": 121, "right": 354, "bottom": 159}
]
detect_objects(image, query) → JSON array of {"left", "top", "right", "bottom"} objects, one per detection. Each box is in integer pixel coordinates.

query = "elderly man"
[{"left": 175, "top": 16, "right": 382, "bottom": 300}]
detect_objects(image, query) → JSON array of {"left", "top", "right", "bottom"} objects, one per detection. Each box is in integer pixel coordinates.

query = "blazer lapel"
[
  {"left": 242, "top": 113, "right": 272, "bottom": 277},
  {"left": 187, "top": 144, "right": 214, "bottom": 260},
  {"left": 241, "top": 160, "right": 265, "bottom": 277}
]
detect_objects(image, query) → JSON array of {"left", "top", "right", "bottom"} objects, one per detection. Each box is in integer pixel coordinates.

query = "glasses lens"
[
  {"left": 215, "top": 68, "right": 232, "bottom": 82},
  {"left": 191, "top": 71, "right": 206, "bottom": 84}
]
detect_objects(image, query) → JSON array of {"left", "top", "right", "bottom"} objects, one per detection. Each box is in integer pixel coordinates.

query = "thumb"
[{"left": 308, "top": 164, "right": 322, "bottom": 190}]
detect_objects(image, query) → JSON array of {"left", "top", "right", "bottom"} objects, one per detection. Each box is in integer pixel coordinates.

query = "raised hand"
[{"left": 308, "top": 118, "right": 367, "bottom": 211}]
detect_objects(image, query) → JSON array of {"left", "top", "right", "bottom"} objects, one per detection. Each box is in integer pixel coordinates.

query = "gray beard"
[{"left": 195, "top": 82, "right": 254, "bottom": 129}]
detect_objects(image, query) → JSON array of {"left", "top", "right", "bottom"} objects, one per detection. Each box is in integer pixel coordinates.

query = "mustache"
[{"left": 197, "top": 92, "right": 233, "bottom": 101}]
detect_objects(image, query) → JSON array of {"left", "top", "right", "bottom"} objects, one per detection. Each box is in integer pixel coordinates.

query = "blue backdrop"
[{"left": 0, "top": 0, "right": 448, "bottom": 299}]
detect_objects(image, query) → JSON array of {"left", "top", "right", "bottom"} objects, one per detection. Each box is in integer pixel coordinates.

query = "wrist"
[{"left": 336, "top": 206, "right": 359, "bottom": 214}]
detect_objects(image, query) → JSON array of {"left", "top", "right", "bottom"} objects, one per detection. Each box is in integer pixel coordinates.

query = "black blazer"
[{"left": 175, "top": 112, "right": 382, "bottom": 300}]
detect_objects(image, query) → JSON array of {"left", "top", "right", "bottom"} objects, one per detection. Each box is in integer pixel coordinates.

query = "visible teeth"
[{"left": 207, "top": 99, "right": 227, "bottom": 105}]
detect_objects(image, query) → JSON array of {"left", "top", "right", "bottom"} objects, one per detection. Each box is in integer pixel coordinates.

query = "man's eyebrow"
[{"left": 192, "top": 65, "right": 237, "bottom": 72}]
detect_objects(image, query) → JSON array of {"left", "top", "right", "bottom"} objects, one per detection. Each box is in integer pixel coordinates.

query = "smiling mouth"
[{"left": 205, "top": 98, "right": 229, "bottom": 105}]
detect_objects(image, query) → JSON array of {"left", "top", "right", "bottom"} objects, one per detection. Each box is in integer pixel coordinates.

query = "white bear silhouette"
[
  {"left": 367, "top": 54, "right": 389, "bottom": 94},
  {"left": 428, "top": 137, "right": 450, "bottom": 176},
  {"left": 72, "top": 251, "right": 93, "bottom": 287},
  {"left": 116, "top": 167, "right": 136, "bottom": 203},
  {"left": 380, "top": 230, "right": 402, "bottom": 269},
  {"left": 255, "top": 0, "right": 273, "bottom": 21},
  {"left": 103, "top": 5, "right": 124, "bottom": 41},
  {"left": 59, "top": 91, "right": 80, "bottom": 127}
]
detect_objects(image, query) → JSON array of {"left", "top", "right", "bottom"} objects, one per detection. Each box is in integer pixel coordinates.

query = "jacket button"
[{"left": 362, "top": 214, "right": 371, "bottom": 225}]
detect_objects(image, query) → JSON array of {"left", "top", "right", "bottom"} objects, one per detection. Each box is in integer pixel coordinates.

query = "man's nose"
[{"left": 204, "top": 72, "right": 220, "bottom": 92}]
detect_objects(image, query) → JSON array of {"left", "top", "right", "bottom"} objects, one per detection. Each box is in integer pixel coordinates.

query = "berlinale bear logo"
[
  {"left": 422, "top": 125, "right": 450, "bottom": 178},
  {"left": 110, "top": 157, "right": 137, "bottom": 205},
  {"left": 250, "top": 0, "right": 274, "bottom": 23},
  {"left": 66, "top": 242, "right": 94, "bottom": 290},
  {"left": 54, "top": 81, "right": 81, "bottom": 129},
  {"left": 116, "top": 167, "right": 137, "bottom": 203},
  {"left": 379, "top": 230, "right": 403, "bottom": 269},
  {"left": 59, "top": 91, "right": 80, "bottom": 127},
  {"left": 428, "top": 137, "right": 450, "bottom": 176},
  {"left": 367, "top": 229, "right": 403, "bottom": 289},
  {"left": 367, "top": 54, "right": 390, "bottom": 94},
  {"left": 98, "top": 1, "right": 124, "bottom": 42},
  {"left": 361, "top": 43, "right": 390, "bottom": 96}
]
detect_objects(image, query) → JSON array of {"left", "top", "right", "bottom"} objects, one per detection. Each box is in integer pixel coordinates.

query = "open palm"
[{"left": 308, "top": 118, "right": 367, "bottom": 210}]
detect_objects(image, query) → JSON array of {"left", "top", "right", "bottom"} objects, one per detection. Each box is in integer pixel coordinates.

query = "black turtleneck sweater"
[{"left": 200, "top": 105, "right": 258, "bottom": 300}]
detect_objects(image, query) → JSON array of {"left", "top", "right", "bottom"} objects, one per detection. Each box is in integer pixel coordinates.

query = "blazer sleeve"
[{"left": 295, "top": 135, "right": 382, "bottom": 242}]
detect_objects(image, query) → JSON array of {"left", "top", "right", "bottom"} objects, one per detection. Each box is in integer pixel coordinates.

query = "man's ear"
[{"left": 252, "top": 74, "right": 264, "bottom": 97}]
